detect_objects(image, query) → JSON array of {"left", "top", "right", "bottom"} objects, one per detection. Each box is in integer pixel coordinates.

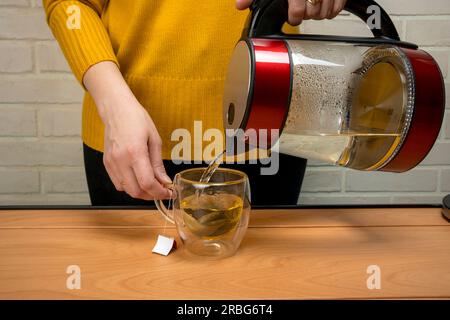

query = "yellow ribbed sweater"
[{"left": 43, "top": 0, "right": 251, "bottom": 160}]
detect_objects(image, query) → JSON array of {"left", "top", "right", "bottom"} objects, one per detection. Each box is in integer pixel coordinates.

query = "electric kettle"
[{"left": 223, "top": 0, "right": 445, "bottom": 172}]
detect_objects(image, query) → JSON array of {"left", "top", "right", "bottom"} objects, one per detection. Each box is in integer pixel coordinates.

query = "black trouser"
[{"left": 83, "top": 144, "right": 307, "bottom": 206}]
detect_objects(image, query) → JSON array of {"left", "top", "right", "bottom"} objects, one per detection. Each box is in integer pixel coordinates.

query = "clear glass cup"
[{"left": 155, "top": 168, "right": 251, "bottom": 259}]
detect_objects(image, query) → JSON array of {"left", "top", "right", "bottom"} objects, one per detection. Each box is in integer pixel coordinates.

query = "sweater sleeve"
[{"left": 43, "top": 0, "right": 119, "bottom": 86}]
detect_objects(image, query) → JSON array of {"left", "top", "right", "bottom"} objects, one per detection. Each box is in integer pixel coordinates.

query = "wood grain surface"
[{"left": 0, "top": 208, "right": 449, "bottom": 299}]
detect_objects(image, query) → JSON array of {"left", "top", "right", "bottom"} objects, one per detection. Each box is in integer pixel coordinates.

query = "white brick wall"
[
  {"left": 0, "top": 0, "right": 449, "bottom": 205},
  {"left": 0, "top": 0, "right": 88, "bottom": 204}
]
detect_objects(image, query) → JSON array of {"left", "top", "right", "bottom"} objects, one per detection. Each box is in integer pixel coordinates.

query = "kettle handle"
[{"left": 245, "top": 0, "right": 400, "bottom": 41}]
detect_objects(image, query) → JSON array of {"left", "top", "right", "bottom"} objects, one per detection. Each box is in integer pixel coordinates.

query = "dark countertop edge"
[{"left": 0, "top": 204, "right": 442, "bottom": 211}]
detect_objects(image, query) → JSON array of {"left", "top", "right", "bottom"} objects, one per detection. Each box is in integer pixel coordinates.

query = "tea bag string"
[{"left": 162, "top": 188, "right": 174, "bottom": 236}]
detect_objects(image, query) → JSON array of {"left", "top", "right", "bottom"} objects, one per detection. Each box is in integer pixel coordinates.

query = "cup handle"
[{"left": 155, "top": 185, "right": 175, "bottom": 224}]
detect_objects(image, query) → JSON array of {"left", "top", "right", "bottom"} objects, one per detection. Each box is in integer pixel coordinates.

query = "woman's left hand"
[{"left": 236, "top": 0, "right": 348, "bottom": 26}]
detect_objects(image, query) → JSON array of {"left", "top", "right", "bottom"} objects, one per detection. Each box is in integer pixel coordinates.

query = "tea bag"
[
  {"left": 152, "top": 193, "right": 177, "bottom": 256},
  {"left": 152, "top": 235, "right": 176, "bottom": 256},
  {"left": 181, "top": 193, "right": 243, "bottom": 238}
]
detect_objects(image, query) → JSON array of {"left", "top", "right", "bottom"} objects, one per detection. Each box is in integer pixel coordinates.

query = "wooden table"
[{"left": 0, "top": 207, "right": 449, "bottom": 299}]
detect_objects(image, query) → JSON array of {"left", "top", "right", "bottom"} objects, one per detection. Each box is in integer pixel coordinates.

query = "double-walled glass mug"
[{"left": 155, "top": 168, "right": 251, "bottom": 259}]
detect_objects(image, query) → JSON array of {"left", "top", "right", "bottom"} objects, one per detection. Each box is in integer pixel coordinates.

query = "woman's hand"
[
  {"left": 83, "top": 61, "right": 172, "bottom": 200},
  {"left": 236, "top": 0, "right": 347, "bottom": 25}
]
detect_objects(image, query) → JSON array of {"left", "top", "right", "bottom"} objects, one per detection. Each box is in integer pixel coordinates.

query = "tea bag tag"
[{"left": 152, "top": 235, "right": 177, "bottom": 256}]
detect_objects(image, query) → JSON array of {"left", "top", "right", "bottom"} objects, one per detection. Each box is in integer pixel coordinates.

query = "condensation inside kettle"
[{"left": 277, "top": 41, "right": 413, "bottom": 170}]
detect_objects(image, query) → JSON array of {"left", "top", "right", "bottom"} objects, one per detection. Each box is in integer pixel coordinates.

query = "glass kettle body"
[{"left": 223, "top": 0, "right": 445, "bottom": 172}]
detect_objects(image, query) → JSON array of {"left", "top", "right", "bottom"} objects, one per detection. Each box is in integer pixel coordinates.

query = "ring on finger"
[{"left": 307, "top": 0, "right": 322, "bottom": 5}]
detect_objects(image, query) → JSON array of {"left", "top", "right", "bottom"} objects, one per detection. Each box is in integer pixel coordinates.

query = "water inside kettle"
[{"left": 278, "top": 42, "right": 409, "bottom": 170}]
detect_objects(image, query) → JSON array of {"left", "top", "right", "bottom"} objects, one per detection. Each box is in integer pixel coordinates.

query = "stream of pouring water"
[
  {"left": 194, "top": 150, "right": 226, "bottom": 198},
  {"left": 199, "top": 150, "right": 226, "bottom": 184}
]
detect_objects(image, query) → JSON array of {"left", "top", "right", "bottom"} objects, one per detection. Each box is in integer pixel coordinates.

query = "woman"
[{"left": 43, "top": 0, "right": 347, "bottom": 206}]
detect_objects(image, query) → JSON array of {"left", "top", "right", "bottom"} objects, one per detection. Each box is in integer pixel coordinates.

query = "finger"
[
  {"left": 148, "top": 138, "right": 172, "bottom": 186},
  {"left": 236, "top": 0, "right": 253, "bottom": 10},
  {"left": 305, "top": 0, "right": 322, "bottom": 20},
  {"left": 319, "top": 0, "right": 334, "bottom": 19},
  {"left": 329, "top": 0, "right": 346, "bottom": 19},
  {"left": 121, "top": 164, "right": 154, "bottom": 200},
  {"left": 147, "top": 140, "right": 173, "bottom": 200},
  {"left": 129, "top": 144, "right": 171, "bottom": 200},
  {"left": 288, "top": 0, "right": 306, "bottom": 25},
  {"left": 103, "top": 154, "right": 124, "bottom": 192}
]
